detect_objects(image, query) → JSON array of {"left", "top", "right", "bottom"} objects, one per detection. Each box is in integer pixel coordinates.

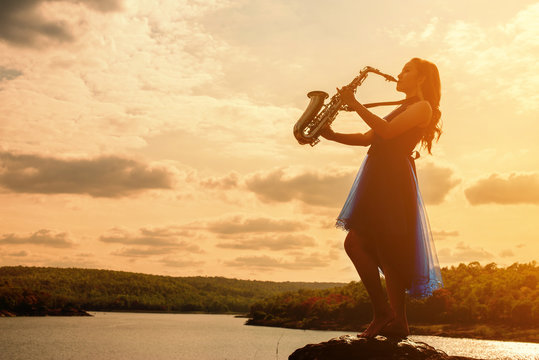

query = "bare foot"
[
  {"left": 379, "top": 320, "right": 410, "bottom": 338},
  {"left": 358, "top": 312, "right": 394, "bottom": 338}
]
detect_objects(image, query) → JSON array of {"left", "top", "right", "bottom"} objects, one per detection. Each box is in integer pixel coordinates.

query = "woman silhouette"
[{"left": 320, "top": 58, "right": 443, "bottom": 338}]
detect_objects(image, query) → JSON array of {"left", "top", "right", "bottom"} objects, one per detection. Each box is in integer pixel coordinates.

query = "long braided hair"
[{"left": 411, "top": 58, "right": 442, "bottom": 154}]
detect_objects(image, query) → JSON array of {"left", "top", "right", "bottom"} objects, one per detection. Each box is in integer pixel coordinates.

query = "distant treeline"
[
  {"left": 0, "top": 266, "right": 342, "bottom": 315},
  {"left": 247, "top": 262, "right": 538, "bottom": 330}
]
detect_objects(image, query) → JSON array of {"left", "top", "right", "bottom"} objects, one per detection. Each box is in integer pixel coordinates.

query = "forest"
[
  {"left": 2, "top": 263, "right": 537, "bottom": 341},
  {"left": 0, "top": 266, "right": 341, "bottom": 315},
  {"left": 246, "top": 262, "right": 538, "bottom": 342}
]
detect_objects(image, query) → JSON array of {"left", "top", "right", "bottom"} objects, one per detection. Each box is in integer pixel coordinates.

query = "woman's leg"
[
  {"left": 344, "top": 230, "right": 394, "bottom": 337},
  {"left": 380, "top": 263, "right": 410, "bottom": 337}
]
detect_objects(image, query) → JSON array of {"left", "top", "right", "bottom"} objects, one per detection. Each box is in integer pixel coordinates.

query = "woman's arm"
[
  {"left": 338, "top": 88, "right": 432, "bottom": 139},
  {"left": 320, "top": 128, "right": 373, "bottom": 146}
]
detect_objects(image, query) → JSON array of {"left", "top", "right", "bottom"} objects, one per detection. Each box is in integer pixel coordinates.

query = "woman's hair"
[{"left": 411, "top": 58, "right": 442, "bottom": 154}]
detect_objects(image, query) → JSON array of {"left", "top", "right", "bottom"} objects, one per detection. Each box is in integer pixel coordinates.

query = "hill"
[
  {"left": 246, "top": 262, "right": 539, "bottom": 342},
  {"left": 0, "top": 266, "right": 343, "bottom": 315}
]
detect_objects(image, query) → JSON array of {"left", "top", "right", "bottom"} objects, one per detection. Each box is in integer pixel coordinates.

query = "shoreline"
[
  {"left": 1, "top": 309, "right": 247, "bottom": 317},
  {"left": 4, "top": 308, "right": 537, "bottom": 344},
  {"left": 0, "top": 308, "right": 92, "bottom": 317},
  {"left": 245, "top": 319, "right": 539, "bottom": 344}
]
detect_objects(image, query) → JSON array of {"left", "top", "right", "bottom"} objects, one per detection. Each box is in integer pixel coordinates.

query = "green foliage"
[
  {"left": 247, "top": 262, "right": 539, "bottom": 329},
  {"left": 0, "top": 266, "right": 343, "bottom": 315}
]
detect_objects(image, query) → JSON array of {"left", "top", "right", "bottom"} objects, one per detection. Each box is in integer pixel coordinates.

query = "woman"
[{"left": 320, "top": 58, "right": 443, "bottom": 338}]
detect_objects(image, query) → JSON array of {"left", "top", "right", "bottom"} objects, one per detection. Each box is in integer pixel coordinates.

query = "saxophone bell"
[{"left": 293, "top": 91, "right": 329, "bottom": 146}]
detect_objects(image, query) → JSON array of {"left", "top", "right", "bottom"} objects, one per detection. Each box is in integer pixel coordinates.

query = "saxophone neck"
[{"left": 359, "top": 66, "right": 397, "bottom": 83}]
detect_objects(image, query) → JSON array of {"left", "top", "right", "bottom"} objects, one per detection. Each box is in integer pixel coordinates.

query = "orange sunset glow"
[{"left": 1, "top": 0, "right": 538, "bottom": 282}]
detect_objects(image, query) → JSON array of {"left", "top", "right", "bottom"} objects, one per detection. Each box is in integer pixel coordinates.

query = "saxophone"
[{"left": 293, "top": 66, "right": 400, "bottom": 146}]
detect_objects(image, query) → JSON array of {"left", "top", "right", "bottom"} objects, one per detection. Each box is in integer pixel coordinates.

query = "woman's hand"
[
  {"left": 319, "top": 125, "right": 336, "bottom": 140},
  {"left": 337, "top": 86, "right": 359, "bottom": 109}
]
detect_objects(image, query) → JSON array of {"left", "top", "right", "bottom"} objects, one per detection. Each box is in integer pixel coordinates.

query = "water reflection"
[
  {"left": 411, "top": 336, "right": 539, "bottom": 360},
  {"left": 0, "top": 313, "right": 537, "bottom": 360}
]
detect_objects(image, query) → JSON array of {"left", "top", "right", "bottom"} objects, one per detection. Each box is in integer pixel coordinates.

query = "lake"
[{"left": 1, "top": 312, "right": 537, "bottom": 360}]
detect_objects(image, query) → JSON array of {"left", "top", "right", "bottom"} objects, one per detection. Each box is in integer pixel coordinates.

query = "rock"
[
  {"left": 0, "top": 310, "right": 16, "bottom": 317},
  {"left": 288, "top": 335, "right": 480, "bottom": 360}
]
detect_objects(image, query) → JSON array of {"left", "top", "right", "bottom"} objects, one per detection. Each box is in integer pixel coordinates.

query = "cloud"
[
  {"left": 388, "top": 4, "right": 539, "bottom": 112},
  {"left": 0, "top": 66, "right": 22, "bottom": 82},
  {"left": 112, "top": 247, "right": 176, "bottom": 257},
  {"left": 139, "top": 227, "right": 194, "bottom": 239},
  {"left": 245, "top": 167, "right": 354, "bottom": 207},
  {"left": 0, "top": 1, "right": 252, "bottom": 158},
  {"left": 204, "top": 215, "right": 307, "bottom": 235},
  {"left": 75, "top": 252, "right": 94, "bottom": 258},
  {"left": 0, "top": 152, "right": 174, "bottom": 197},
  {"left": 200, "top": 172, "right": 240, "bottom": 190},
  {"left": 464, "top": 172, "right": 539, "bottom": 205},
  {"left": 159, "top": 256, "right": 204, "bottom": 268},
  {"left": 389, "top": 16, "right": 439, "bottom": 46},
  {"left": 0, "top": 0, "right": 123, "bottom": 46},
  {"left": 500, "top": 249, "right": 515, "bottom": 258},
  {"left": 229, "top": 162, "right": 461, "bottom": 208},
  {"left": 431, "top": 230, "right": 459, "bottom": 240},
  {"left": 100, "top": 227, "right": 203, "bottom": 255},
  {"left": 217, "top": 233, "right": 316, "bottom": 251},
  {"left": 420, "top": 17, "right": 439, "bottom": 40},
  {"left": 438, "top": 242, "right": 494, "bottom": 263},
  {"left": 242, "top": 162, "right": 460, "bottom": 208},
  {"left": 224, "top": 252, "right": 332, "bottom": 271},
  {"left": 437, "top": 4, "right": 539, "bottom": 112},
  {"left": 416, "top": 162, "right": 461, "bottom": 205},
  {"left": 100, "top": 227, "right": 191, "bottom": 246},
  {"left": 7, "top": 250, "right": 29, "bottom": 257},
  {"left": 0, "top": 229, "right": 74, "bottom": 248},
  {"left": 73, "top": 0, "right": 124, "bottom": 12}
]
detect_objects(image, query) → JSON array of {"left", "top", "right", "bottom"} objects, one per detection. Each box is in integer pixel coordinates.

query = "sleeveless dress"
[{"left": 336, "top": 98, "right": 443, "bottom": 298}]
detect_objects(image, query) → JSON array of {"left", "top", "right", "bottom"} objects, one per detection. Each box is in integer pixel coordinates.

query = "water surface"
[{"left": 1, "top": 312, "right": 537, "bottom": 360}]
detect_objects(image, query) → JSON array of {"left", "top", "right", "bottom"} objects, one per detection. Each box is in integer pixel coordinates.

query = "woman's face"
[{"left": 396, "top": 61, "right": 422, "bottom": 94}]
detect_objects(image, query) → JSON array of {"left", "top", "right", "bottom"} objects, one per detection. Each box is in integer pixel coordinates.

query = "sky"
[{"left": 0, "top": 0, "right": 538, "bottom": 282}]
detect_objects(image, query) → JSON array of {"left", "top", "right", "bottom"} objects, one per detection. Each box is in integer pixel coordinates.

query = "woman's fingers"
[
  {"left": 320, "top": 126, "right": 335, "bottom": 139},
  {"left": 338, "top": 86, "right": 354, "bottom": 96},
  {"left": 338, "top": 86, "right": 355, "bottom": 105}
]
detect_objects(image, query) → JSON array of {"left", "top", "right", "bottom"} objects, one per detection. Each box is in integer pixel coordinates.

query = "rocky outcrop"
[
  {"left": 0, "top": 310, "right": 16, "bottom": 317},
  {"left": 289, "top": 335, "right": 480, "bottom": 360}
]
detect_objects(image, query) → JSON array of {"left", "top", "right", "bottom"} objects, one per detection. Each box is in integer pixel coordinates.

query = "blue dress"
[{"left": 336, "top": 99, "right": 443, "bottom": 298}]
